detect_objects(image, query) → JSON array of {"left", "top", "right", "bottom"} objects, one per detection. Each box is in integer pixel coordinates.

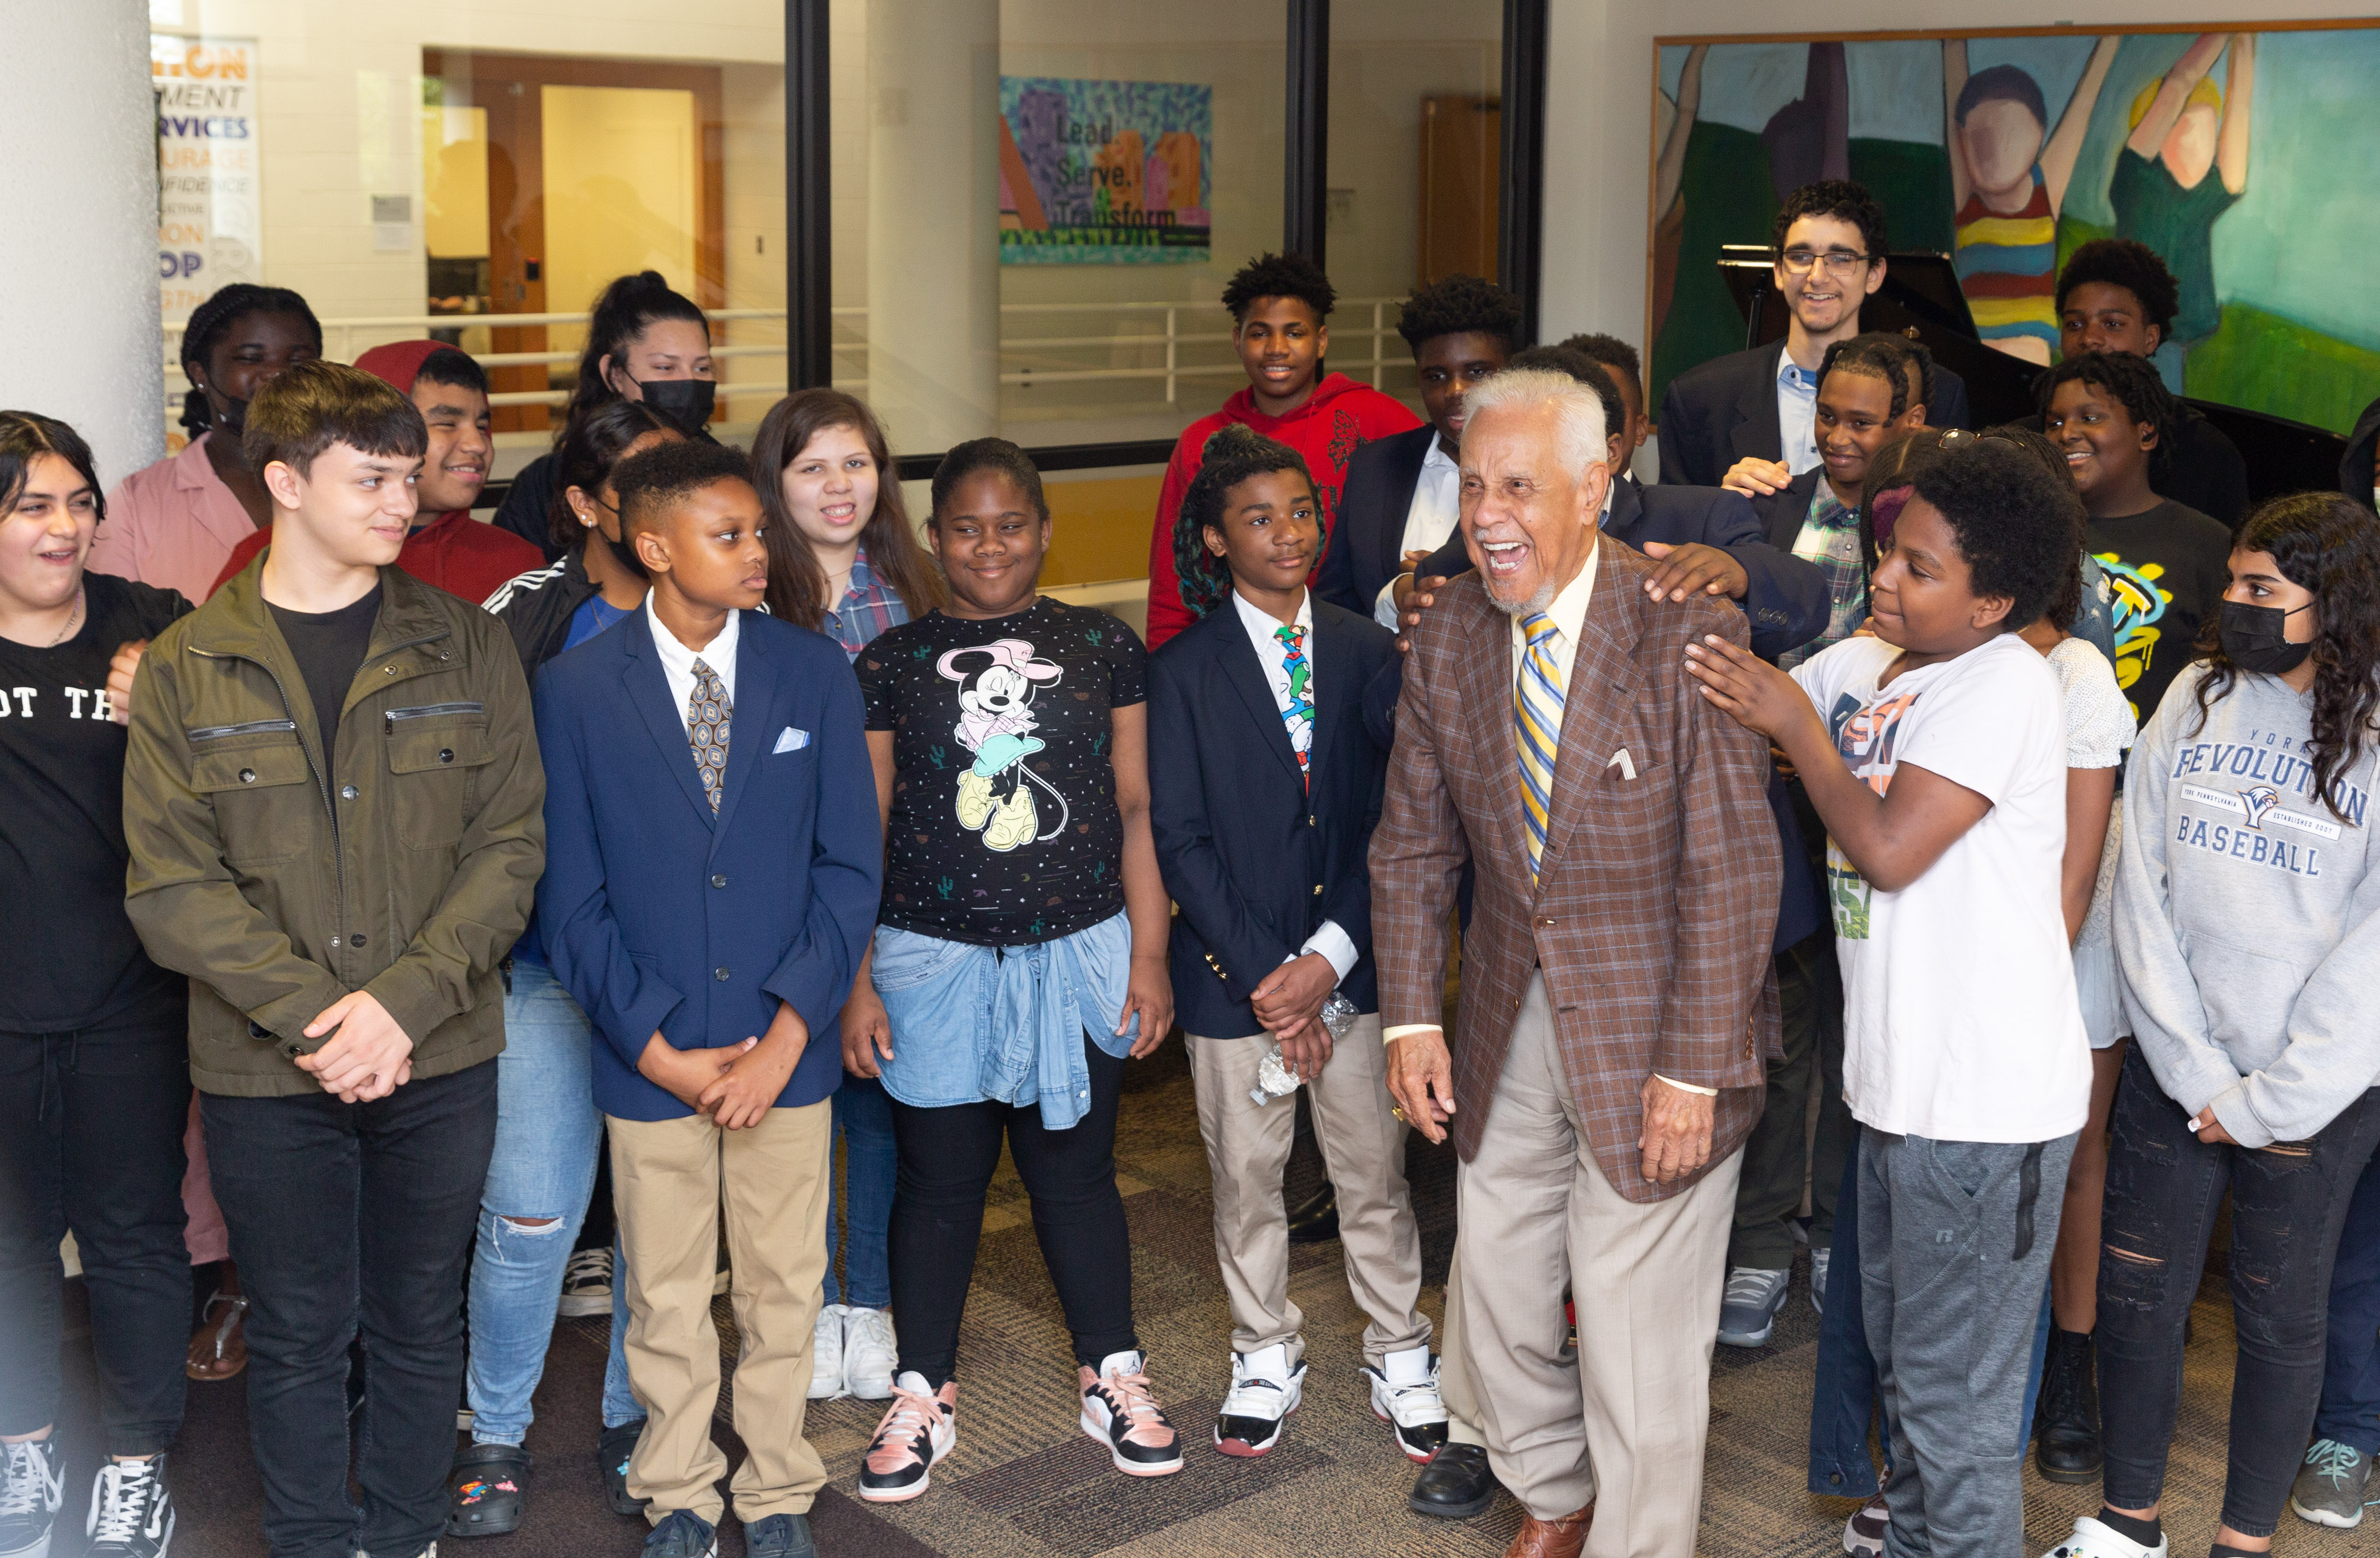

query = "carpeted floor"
[{"left": 49, "top": 1037, "right": 2373, "bottom": 1556}]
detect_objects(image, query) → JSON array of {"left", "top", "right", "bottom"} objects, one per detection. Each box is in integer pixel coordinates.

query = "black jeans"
[
  {"left": 0, "top": 1008, "right": 191, "bottom": 1455},
  {"left": 1730, "top": 932, "right": 1852, "bottom": 1266},
  {"left": 2097, "top": 1043, "right": 2380, "bottom": 1538},
  {"left": 887, "top": 1031, "right": 1137, "bottom": 1386},
  {"left": 203, "top": 1062, "right": 497, "bottom": 1558}
]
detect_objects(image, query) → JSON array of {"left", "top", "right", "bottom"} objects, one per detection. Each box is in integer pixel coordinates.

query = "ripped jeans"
[
  {"left": 2097, "top": 1042, "right": 2380, "bottom": 1538},
  {"left": 462, "top": 960, "right": 604, "bottom": 1446}
]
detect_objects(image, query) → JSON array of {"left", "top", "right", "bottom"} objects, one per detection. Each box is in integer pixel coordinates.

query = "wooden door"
[{"left": 1418, "top": 94, "right": 1500, "bottom": 287}]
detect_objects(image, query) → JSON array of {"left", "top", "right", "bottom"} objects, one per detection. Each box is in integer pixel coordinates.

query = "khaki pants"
[
  {"left": 1451, "top": 971, "right": 1740, "bottom": 1555},
  {"left": 609, "top": 1100, "right": 831, "bottom": 1525},
  {"left": 1186, "top": 1015, "right": 1430, "bottom": 1367}
]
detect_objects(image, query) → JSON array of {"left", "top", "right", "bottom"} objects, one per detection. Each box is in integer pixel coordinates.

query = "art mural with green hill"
[{"left": 1650, "top": 24, "right": 2380, "bottom": 436}]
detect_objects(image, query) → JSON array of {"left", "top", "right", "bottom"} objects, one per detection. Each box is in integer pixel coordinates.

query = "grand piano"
[{"left": 1716, "top": 246, "right": 2348, "bottom": 504}]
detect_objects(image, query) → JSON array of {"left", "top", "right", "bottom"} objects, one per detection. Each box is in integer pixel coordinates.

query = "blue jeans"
[
  {"left": 2314, "top": 1147, "right": 2380, "bottom": 1454},
  {"left": 464, "top": 961, "right": 603, "bottom": 1445},
  {"left": 825, "top": 1073, "right": 896, "bottom": 1310},
  {"left": 1806, "top": 1134, "right": 2053, "bottom": 1498}
]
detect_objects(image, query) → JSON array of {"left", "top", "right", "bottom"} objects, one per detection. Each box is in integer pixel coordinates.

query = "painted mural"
[
  {"left": 1649, "top": 26, "right": 2380, "bottom": 435},
  {"left": 998, "top": 78, "right": 1211, "bottom": 265}
]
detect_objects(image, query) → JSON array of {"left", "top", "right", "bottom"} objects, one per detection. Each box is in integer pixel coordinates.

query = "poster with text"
[
  {"left": 153, "top": 35, "right": 262, "bottom": 324},
  {"left": 999, "top": 78, "right": 1210, "bottom": 264}
]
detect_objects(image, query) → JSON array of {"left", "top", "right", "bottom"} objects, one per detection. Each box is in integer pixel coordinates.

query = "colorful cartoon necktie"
[
  {"left": 1275, "top": 622, "right": 1314, "bottom": 792},
  {"left": 1514, "top": 613, "right": 1566, "bottom": 883},
  {"left": 687, "top": 657, "right": 731, "bottom": 813}
]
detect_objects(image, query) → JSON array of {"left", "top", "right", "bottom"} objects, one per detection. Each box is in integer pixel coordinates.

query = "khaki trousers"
[
  {"left": 1186, "top": 1014, "right": 1430, "bottom": 1366},
  {"left": 1451, "top": 971, "right": 1740, "bottom": 1554},
  {"left": 608, "top": 1099, "right": 831, "bottom": 1525}
]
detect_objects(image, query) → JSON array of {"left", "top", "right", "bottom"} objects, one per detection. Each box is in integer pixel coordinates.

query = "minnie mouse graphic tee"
[{"left": 856, "top": 596, "right": 1148, "bottom": 946}]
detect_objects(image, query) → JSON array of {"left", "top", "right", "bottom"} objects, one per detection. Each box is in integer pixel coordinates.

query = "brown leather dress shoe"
[{"left": 1501, "top": 1502, "right": 1593, "bottom": 1558}]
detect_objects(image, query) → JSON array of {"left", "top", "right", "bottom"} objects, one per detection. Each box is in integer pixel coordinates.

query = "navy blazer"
[
  {"left": 1658, "top": 340, "right": 1970, "bottom": 490},
  {"left": 534, "top": 607, "right": 883, "bottom": 1121},
  {"left": 1316, "top": 424, "right": 1438, "bottom": 619},
  {"left": 1415, "top": 476, "right": 1831, "bottom": 662},
  {"left": 1149, "top": 598, "right": 1395, "bottom": 1036}
]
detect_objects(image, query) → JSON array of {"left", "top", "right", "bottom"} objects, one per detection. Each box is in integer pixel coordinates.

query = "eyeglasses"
[{"left": 1778, "top": 249, "right": 1873, "bottom": 277}]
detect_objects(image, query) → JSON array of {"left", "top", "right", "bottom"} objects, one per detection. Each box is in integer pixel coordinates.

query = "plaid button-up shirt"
[{"left": 823, "top": 544, "right": 909, "bottom": 662}]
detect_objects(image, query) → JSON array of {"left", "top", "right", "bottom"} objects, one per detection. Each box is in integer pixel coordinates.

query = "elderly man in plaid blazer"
[{"left": 1372, "top": 367, "right": 1781, "bottom": 1558}]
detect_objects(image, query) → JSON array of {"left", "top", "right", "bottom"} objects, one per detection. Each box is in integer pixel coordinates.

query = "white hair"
[{"left": 1460, "top": 367, "right": 1608, "bottom": 478}]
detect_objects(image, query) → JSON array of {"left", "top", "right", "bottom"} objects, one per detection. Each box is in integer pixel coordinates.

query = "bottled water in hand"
[{"left": 1249, "top": 992, "right": 1362, "bottom": 1104}]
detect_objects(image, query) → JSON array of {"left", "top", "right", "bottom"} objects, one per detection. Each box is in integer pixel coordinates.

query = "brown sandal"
[{"left": 186, "top": 1290, "right": 249, "bottom": 1380}]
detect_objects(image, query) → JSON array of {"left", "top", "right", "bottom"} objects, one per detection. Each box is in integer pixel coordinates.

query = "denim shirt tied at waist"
[{"left": 868, "top": 910, "right": 1137, "bottom": 1130}]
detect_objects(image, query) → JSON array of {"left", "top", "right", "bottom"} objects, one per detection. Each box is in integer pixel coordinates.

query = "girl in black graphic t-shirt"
[
  {"left": 0, "top": 413, "right": 194, "bottom": 1552},
  {"left": 844, "top": 439, "right": 1181, "bottom": 1501}
]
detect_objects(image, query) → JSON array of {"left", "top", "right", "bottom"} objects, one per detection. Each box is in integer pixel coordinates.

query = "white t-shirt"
[{"left": 1791, "top": 632, "right": 2091, "bottom": 1142}]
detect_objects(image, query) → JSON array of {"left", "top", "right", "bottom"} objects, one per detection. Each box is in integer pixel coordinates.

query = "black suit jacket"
[
  {"left": 1658, "top": 341, "right": 1971, "bottom": 489},
  {"left": 1149, "top": 598, "right": 1395, "bottom": 1036},
  {"left": 1316, "top": 424, "right": 1439, "bottom": 619}
]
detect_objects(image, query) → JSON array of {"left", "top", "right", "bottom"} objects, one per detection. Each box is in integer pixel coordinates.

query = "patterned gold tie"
[
  {"left": 686, "top": 657, "right": 731, "bottom": 813},
  {"left": 1514, "top": 613, "right": 1566, "bottom": 884}
]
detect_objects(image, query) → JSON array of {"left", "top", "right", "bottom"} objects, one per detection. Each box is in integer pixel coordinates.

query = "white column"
[
  {"left": 0, "top": 0, "right": 164, "bottom": 489},
  {"left": 865, "top": 0, "right": 1000, "bottom": 455}
]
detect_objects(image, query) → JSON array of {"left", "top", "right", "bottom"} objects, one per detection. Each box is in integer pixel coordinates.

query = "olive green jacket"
[{"left": 123, "top": 561, "right": 545, "bottom": 1097}]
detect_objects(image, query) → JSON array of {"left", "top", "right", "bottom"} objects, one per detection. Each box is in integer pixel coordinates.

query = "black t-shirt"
[
  {"left": 2086, "top": 499, "right": 2234, "bottom": 727},
  {"left": 269, "top": 585, "right": 382, "bottom": 785},
  {"left": 0, "top": 572, "right": 191, "bottom": 1030},
  {"left": 856, "top": 597, "right": 1147, "bottom": 946}
]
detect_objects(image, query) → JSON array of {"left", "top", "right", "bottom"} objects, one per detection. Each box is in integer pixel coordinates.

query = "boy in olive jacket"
[{"left": 122, "top": 361, "right": 544, "bottom": 1558}]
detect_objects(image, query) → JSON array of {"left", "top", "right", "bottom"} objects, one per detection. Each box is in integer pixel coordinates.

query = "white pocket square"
[
  {"left": 773, "top": 726, "right": 810, "bottom": 754},
  {"left": 1607, "top": 748, "right": 1636, "bottom": 781}
]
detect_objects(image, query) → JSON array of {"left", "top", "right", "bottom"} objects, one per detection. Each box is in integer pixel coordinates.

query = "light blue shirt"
[{"left": 1778, "top": 355, "right": 1821, "bottom": 477}]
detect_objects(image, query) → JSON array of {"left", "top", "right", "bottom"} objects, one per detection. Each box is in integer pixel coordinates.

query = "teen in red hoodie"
[
  {"left": 1143, "top": 254, "right": 1420, "bottom": 649},
  {"left": 208, "top": 340, "right": 542, "bottom": 604}
]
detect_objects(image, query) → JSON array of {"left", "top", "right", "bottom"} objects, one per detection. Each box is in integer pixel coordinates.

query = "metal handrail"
[{"left": 161, "top": 298, "right": 1407, "bottom": 418}]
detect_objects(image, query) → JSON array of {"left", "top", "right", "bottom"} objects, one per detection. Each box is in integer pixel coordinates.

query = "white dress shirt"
[
  {"left": 647, "top": 600, "right": 740, "bottom": 722},
  {"left": 1372, "top": 436, "right": 1463, "bottom": 628},
  {"left": 1778, "top": 353, "right": 1821, "bottom": 476},
  {"left": 1231, "top": 587, "right": 1359, "bottom": 984}
]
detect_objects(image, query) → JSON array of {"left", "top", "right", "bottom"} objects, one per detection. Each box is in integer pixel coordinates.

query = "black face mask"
[
  {"left": 637, "top": 377, "right": 715, "bottom": 434},
  {"left": 2218, "top": 599, "right": 2315, "bottom": 675}
]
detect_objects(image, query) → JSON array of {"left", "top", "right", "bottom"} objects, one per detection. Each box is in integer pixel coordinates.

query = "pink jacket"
[{"left": 93, "top": 433, "right": 260, "bottom": 602}]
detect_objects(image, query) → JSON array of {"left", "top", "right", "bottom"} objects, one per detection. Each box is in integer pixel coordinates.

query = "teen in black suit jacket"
[
  {"left": 1315, "top": 424, "right": 1436, "bottom": 621},
  {"left": 1658, "top": 339, "right": 1971, "bottom": 490}
]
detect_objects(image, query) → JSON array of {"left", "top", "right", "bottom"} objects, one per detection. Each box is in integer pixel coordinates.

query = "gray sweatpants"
[{"left": 1861, "top": 1126, "right": 2078, "bottom": 1558}]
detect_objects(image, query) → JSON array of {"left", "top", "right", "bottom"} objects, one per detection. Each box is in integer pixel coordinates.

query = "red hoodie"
[
  {"left": 209, "top": 339, "right": 543, "bottom": 606},
  {"left": 1142, "top": 371, "right": 1421, "bottom": 650}
]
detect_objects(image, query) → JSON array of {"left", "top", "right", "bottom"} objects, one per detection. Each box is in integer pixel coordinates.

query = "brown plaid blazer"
[{"left": 1370, "top": 537, "right": 1782, "bottom": 1201}]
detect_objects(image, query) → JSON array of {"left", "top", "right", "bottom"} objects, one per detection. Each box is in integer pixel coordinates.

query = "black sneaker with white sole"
[
  {"left": 83, "top": 1456, "right": 174, "bottom": 1558},
  {"left": 556, "top": 1247, "right": 612, "bottom": 1319},
  {"left": 1212, "top": 1345, "right": 1303, "bottom": 1458},
  {"left": 0, "top": 1436, "right": 61, "bottom": 1558}
]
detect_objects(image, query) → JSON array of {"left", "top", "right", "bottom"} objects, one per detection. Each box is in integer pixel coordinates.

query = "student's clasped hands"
[
  {"left": 638, "top": 1001, "right": 812, "bottom": 1130},
  {"left": 299, "top": 991, "right": 414, "bottom": 1102}
]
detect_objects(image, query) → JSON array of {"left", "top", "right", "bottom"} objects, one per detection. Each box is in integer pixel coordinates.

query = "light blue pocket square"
[{"left": 773, "top": 726, "right": 810, "bottom": 754}]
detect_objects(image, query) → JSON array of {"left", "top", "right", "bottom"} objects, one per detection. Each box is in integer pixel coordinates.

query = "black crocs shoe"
[
  {"left": 597, "top": 1421, "right": 649, "bottom": 1519},
  {"left": 445, "top": 1442, "right": 532, "bottom": 1538}
]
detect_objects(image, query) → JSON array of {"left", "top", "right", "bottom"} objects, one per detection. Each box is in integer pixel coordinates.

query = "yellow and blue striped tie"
[{"left": 1514, "top": 612, "right": 1566, "bottom": 884}]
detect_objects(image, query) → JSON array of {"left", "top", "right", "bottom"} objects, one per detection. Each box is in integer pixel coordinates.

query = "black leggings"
[
  {"left": 2097, "top": 1043, "right": 2380, "bottom": 1538},
  {"left": 887, "top": 1030, "right": 1136, "bottom": 1386},
  {"left": 0, "top": 1008, "right": 192, "bottom": 1455}
]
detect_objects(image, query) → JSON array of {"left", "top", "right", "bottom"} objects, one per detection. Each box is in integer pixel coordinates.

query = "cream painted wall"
[{"left": 1538, "top": 0, "right": 2380, "bottom": 365}]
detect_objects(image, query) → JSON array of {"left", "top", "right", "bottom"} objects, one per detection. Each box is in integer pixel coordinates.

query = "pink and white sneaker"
[
  {"left": 1078, "top": 1350, "right": 1183, "bottom": 1476},
  {"left": 856, "top": 1372, "right": 956, "bottom": 1504}
]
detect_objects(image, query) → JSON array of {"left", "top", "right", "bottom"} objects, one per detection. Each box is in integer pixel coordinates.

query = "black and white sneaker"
[
  {"left": 0, "top": 1437, "right": 62, "bottom": 1558},
  {"left": 1363, "top": 1346, "right": 1450, "bottom": 1463},
  {"left": 1212, "top": 1344, "right": 1304, "bottom": 1458},
  {"left": 556, "top": 1247, "right": 612, "bottom": 1319},
  {"left": 84, "top": 1457, "right": 173, "bottom": 1558}
]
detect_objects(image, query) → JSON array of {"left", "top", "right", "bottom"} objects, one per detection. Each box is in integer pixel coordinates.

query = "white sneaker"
[
  {"left": 1213, "top": 1344, "right": 1304, "bottom": 1458},
  {"left": 1362, "top": 1345, "right": 1451, "bottom": 1464},
  {"left": 808, "top": 1304, "right": 847, "bottom": 1400},
  {"left": 1811, "top": 1248, "right": 1832, "bottom": 1319},
  {"left": 2039, "top": 1515, "right": 2169, "bottom": 1558},
  {"left": 842, "top": 1307, "right": 898, "bottom": 1400}
]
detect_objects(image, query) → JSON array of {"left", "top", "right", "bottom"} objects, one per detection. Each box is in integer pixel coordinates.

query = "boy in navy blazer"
[
  {"left": 534, "top": 440, "right": 880, "bottom": 1558},
  {"left": 1148, "top": 426, "right": 1447, "bottom": 1467}
]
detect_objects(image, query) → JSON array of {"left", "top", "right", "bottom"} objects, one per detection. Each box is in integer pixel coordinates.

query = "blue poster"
[{"left": 999, "top": 77, "right": 1211, "bottom": 265}]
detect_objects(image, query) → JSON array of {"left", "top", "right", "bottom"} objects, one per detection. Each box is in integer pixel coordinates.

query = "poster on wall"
[
  {"left": 152, "top": 35, "right": 263, "bottom": 324},
  {"left": 999, "top": 78, "right": 1210, "bottom": 264},
  {"left": 1648, "top": 25, "right": 2379, "bottom": 440}
]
